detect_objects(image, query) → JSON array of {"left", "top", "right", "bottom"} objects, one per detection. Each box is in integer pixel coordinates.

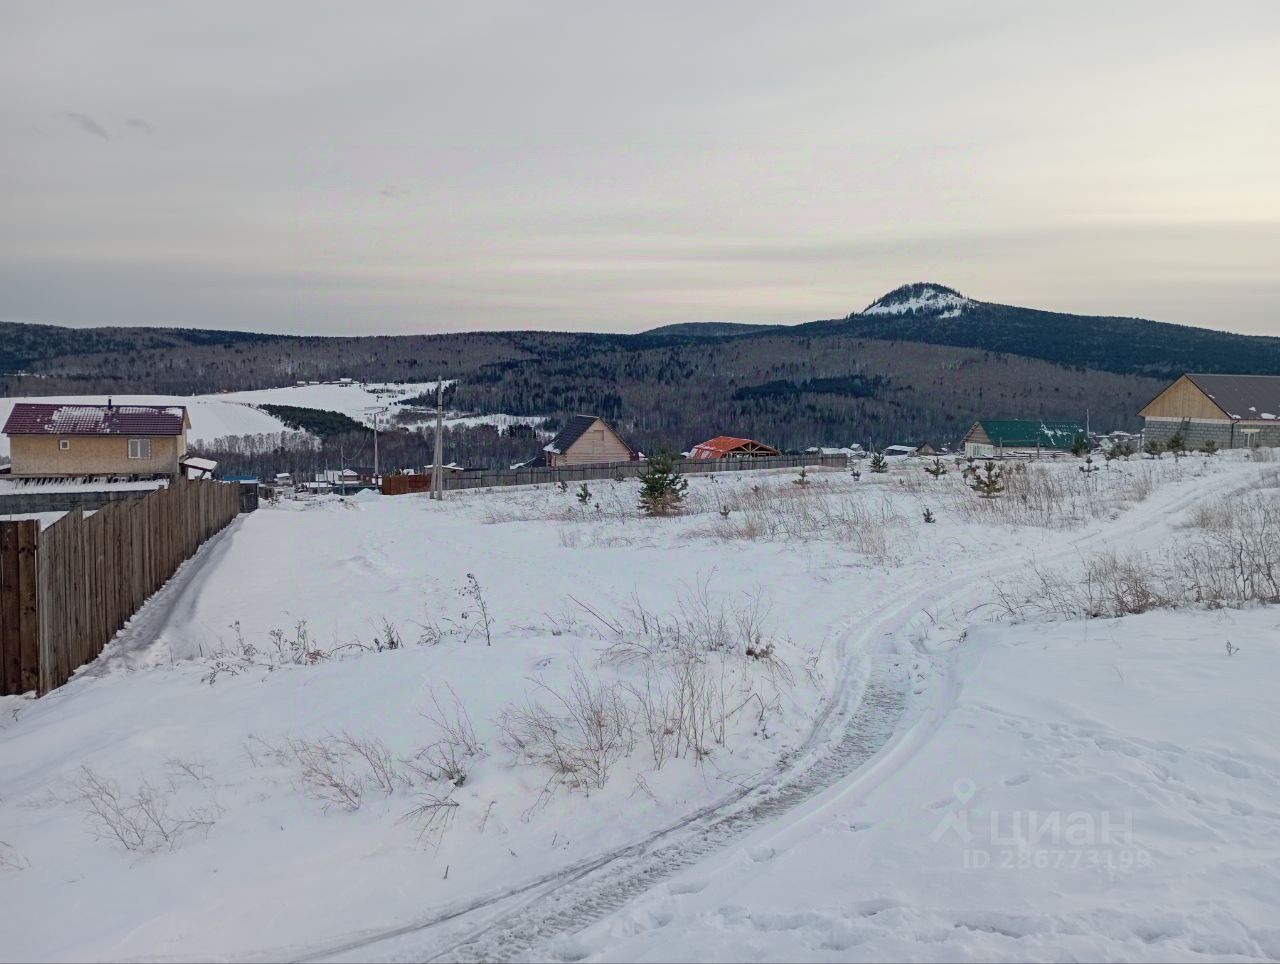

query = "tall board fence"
[
  {"left": 0, "top": 478, "right": 242, "bottom": 696},
  {"left": 385, "top": 453, "right": 852, "bottom": 495}
]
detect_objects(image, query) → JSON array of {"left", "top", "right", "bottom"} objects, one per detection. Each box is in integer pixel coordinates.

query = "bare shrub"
[
  {"left": 401, "top": 792, "right": 460, "bottom": 847},
  {"left": 998, "top": 493, "right": 1280, "bottom": 619},
  {"left": 289, "top": 737, "right": 365, "bottom": 812},
  {"left": 416, "top": 686, "right": 482, "bottom": 787},
  {"left": 499, "top": 663, "right": 636, "bottom": 792},
  {"left": 77, "top": 767, "right": 218, "bottom": 852},
  {"left": 202, "top": 619, "right": 332, "bottom": 683},
  {"left": 334, "top": 733, "right": 409, "bottom": 795},
  {"left": 459, "top": 573, "right": 495, "bottom": 646}
]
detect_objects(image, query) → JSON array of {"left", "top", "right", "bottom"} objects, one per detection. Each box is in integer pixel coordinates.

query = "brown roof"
[
  {"left": 3, "top": 403, "right": 189, "bottom": 437},
  {"left": 690, "top": 436, "right": 780, "bottom": 458}
]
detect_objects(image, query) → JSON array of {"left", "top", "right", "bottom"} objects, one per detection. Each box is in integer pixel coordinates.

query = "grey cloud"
[
  {"left": 63, "top": 111, "right": 110, "bottom": 139},
  {"left": 125, "top": 117, "right": 154, "bottom": 133}
]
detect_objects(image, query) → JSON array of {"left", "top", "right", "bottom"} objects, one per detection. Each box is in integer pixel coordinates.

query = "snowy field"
[{"left": 1, "top": 453, "right": 1279, "bottom": 961}]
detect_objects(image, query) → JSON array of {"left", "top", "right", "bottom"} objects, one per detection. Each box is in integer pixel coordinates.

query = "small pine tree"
[
  {"left": 868, "top": 450, "right": 889, "bottom": 474},
  {"left": 924, "top": 457, "right": 947, "bottom": 478},
  {"left": 637, "top": 452, "right": 688, "bottom": 516},
  {"left": 1070, "top": 434, "right": 1090, "bottom": 457},
  {"left": 576, "top": 482, "right": 591, "bottom": 505},
  {"left": 849, "top": 466, "right": 861, "bottom": 481},
  {"left": 1143, "top": 439, "right": 1165, "bottom": 460},
  {"left": 922, "top": 507, "right": 936, "bottom": 523},
  {"left": 792, "top": 467, "right": 810, "bottom": 487},
  {"left": 1166, "top": 431, "right": 1186, "bottom": 459},
  {"left": 970, "top": 461, "right": 1005, "bottom": 498},
  {"left": 557, "top": 480, "right": 568, "bottom": 493},
  {"left": 1201, "top": 439, "right": 1219, "bottom": 457}
]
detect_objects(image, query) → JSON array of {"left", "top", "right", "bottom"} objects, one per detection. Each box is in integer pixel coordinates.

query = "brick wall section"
[{"left": 1142, "top": 418, "right": 1280, "bottom": 448}]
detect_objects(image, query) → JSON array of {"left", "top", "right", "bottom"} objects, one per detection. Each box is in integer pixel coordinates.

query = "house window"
[
  {"left": 59, "top": 439, "right": 70, "bottom": 450},
  {"left": 128, "top": 438, "right": 151, "bottom": 459}
]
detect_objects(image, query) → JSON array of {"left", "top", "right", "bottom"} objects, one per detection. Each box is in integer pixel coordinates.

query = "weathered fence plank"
[{"left": 0, "top": 478, "right": 241, "bottom": 697}]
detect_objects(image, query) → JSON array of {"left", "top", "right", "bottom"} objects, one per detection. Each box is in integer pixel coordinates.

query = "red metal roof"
[
  {"left": 690, "top": 436, "right": 780, "bottom": 459},
  {"left": 3, "top": 403, "right": 189, "bottom": 437}
]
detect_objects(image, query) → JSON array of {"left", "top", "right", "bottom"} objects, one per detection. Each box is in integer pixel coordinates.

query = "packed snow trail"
[{"left": 281, "top": 463, "right": 1247, "bottom": 964}]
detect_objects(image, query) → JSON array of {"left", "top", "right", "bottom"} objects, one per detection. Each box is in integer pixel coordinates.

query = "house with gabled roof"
[
  {"left": 528, "top": 415, "right": 638, "bottom": 468},
  {"left": 962, "top": 419, "right": 1086, "bottom": 458},
  {"left": 1139, "top": 373, "right": 1280, "bottom": 449},
  {"left": 689, "top": 436, "right": 781, "bottom": 460},
  {"left": 3, "top": 401, "right": 191, "bottom": 476}
]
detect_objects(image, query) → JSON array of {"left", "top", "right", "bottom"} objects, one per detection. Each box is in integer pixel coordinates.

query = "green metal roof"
[{"left": 969, "top": 419, "right": 1086, "bottom": 450}]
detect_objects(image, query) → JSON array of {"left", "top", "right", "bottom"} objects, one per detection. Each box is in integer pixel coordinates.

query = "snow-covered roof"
[{"left": 3, "top": 403, "right": 189, "bottom": 436}]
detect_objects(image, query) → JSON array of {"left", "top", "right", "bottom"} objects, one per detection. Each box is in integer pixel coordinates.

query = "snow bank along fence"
[
  {"left": 385, "top": 453, "right": 852, "bottom": 494},
  {"left": 0, "top": 478, "right": 243, "bottom": 696}
]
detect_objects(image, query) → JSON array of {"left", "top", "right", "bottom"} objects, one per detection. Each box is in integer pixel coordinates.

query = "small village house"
[
  {"left": 962, "top": 419, "right": 1086, "bottom": 458},
  {"left": 1139, "top": 373, "right": 1280, "bottom": 449},
  {"left": 3, "top": 402, "right": 191, "bottom": 476},
  {"left": 689, "top": 436, "right": 781, "bottom": 460},
  {"left": 533, "top": 415, "right": 638, "bottom": 467}
]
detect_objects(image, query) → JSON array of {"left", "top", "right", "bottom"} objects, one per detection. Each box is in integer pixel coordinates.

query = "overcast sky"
[{"left": 2, "top": 2, "right": 1278, "bottom": 336}]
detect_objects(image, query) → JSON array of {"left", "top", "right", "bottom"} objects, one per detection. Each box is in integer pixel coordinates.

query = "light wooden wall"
[{"left": 1139, "top": 376, "right": 1226, "bottom": 420}]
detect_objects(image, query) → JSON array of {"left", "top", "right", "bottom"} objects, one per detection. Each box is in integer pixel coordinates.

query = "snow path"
[{"left": 277, "top": 465, "right": 1247, "bottom": 963}]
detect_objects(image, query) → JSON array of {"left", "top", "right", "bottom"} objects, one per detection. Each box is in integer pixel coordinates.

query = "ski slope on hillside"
[{"left": 0, "top": 454, "right": 1278, "bottom": 962}]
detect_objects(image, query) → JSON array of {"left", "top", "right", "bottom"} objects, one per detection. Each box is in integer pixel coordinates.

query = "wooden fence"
[
  {"left": 383, "top": 453, "right": 852, "bottom": 495},
  {"left": 0, "top": 478, "right": 242, "bottom": 696}
]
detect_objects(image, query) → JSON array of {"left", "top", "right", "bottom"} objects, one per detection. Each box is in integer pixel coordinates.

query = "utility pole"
[
  {"left": 372, "top": 406, "right": 389, "bottom": 487},
  {"left": 432, "top": 378, "right": 445, "bottom": 500}
]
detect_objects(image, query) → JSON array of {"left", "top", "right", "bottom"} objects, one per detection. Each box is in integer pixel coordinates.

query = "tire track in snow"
[{"left": 293, "top": 462, "right": 1249, "bottom": 963}]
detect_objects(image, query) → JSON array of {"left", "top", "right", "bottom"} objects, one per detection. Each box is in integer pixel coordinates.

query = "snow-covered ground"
[{"left": 1, "top": 453, "right": 1278, "bottom": 962}]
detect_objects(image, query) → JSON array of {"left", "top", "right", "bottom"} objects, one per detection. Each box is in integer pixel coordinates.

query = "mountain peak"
[{"left": 860, "top": 283, "right": 971, "bottom": 318}]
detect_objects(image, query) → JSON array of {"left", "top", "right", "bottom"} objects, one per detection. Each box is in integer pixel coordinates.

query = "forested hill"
[
  {"left": 1, "top": 283, "right": 1275, "bottom": 451},
  {"left": 797, "top": 283, "right": 1280, "bottom": 381}
]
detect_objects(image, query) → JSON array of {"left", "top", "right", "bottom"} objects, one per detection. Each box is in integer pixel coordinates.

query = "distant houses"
[
  {"left": 690, "top": 436, "right": 781, "bottom": 460},
  {"left": 1140, "top": 373, "right": 1280, "bottom": 449},
  {"left": 2, "top": 402, "right": 192, "bottom": 476},
  {"left": 961, "top": 419, "right": 1085, "bottom": 458}
]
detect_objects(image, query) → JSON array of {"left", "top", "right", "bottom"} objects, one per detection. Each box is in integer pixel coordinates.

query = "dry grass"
[{"left": 996, "top": 491, "right": 1280, "bottom": 619}]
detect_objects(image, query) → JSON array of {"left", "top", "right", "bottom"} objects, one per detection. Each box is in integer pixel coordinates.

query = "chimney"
[{"left": 106, "top": 396, "right": 113, "bottom": 410}]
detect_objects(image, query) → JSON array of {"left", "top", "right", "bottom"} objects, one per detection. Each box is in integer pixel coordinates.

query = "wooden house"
[
  {"left": 536, "top": 415, "right": 637, "bottom": 467},
  {"left": 962, "top": 420, "right": 1086, "bottom": 458},
  {"left": 689, "top": 436, "right": 780, "bottom": 460},
  {"left": 1139, "top": 373, "right": 1280, "bottom": 449},
  {"left": 3, "top": 402, "right": 191, "bottom": 476}
]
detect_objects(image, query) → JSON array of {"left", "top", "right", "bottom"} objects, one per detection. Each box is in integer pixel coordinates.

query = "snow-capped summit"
[{"left": 859, "top": 283, "right": 972, "bottom": 318}]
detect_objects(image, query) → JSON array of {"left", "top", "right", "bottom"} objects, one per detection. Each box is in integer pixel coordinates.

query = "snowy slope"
[
  {"left": 215, "top": 380, "right": 448, "bottom": 426},
  {"left": 1, "top": 454, "right": 1278, "bottom": 961}
]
